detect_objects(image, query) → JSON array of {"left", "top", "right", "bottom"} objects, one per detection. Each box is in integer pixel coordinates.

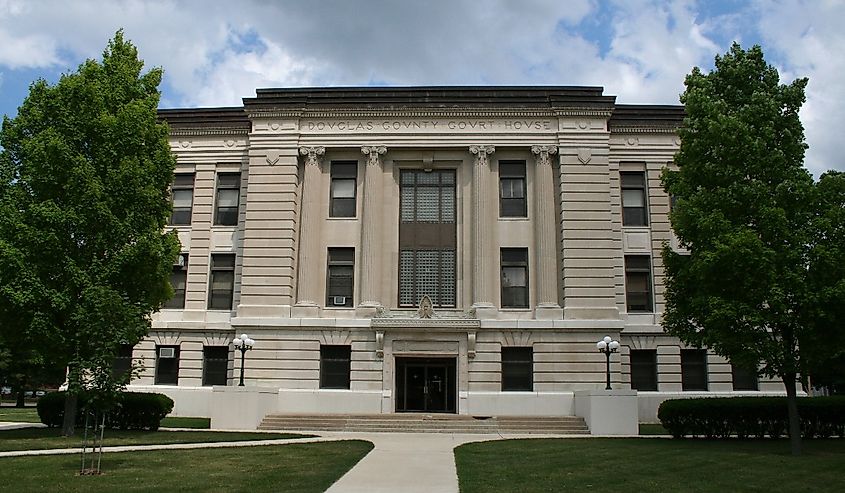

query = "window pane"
[
  {"left": 332, "top": 179, "right": 356, "bottom": 198},
  {"left": 502, "top": 267, "right": 526, "bottom": 287},
  {"left": 502, "top": 347, "right": 533, "bottom": 391},
  {"left": 630, "top": 350, "right": 658, "bottom": 391},
  {"left": 217, "top": 189, "right": 239, "bottom": 207},
  {"left": 155, "top": 345, "right": 180, "bottom": 385},
  {"left": 320, "top": 345, "right": 351, "bottom": 389},
  {"left": 172, "top": 189, "right": 193, "bottom": 208},
  {"left": 416, "top": 187, "right": 440, "bottom": 222},
  {"left": 399, "top": 250, "right": 415, "bottom": 306},
  {"left": 681, "top": 350, "right": 708, "bottom": 391},
  {"left": 203, "top": 346, "right": 229, "bottom": 386},
  {"left": 441, "top": 187, "right": 455, "bottom": 223},
  {"left": 622, "top": 189, "right": 644, "bottom": 208},
  {"left": 731, "top": 363, "right": 759, "bottom": 391}
]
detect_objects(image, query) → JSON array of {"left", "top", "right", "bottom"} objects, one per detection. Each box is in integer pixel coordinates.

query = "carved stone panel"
[{"left": 393, "top": 340, "right": 460, "bottom": 354}]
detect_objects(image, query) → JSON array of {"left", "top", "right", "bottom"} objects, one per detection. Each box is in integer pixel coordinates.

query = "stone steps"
[{"left": 257, "top": 414, "right": 589, "bottom": 434}]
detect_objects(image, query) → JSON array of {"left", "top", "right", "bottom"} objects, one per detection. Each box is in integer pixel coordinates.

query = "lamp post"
[
  {"left": 596, "top": 335, "right": 620, "bottom": 390},
  {"left": 232, "top": 333, "right": 255, "bottom": 387}
]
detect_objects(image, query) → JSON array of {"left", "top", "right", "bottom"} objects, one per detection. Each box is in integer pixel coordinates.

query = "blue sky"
[{"left": 1, "top": 0, "right": 842, "bottom": 176}]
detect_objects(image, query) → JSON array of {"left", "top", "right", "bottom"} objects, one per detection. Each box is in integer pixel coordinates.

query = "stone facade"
[{"left": 127, "top": 87, "right": 785, "bottom": 422}]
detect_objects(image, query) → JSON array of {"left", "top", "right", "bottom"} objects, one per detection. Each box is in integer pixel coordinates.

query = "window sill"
[
  {"left": 211, "top": 225, "right": 238, "bottom": 230},
  {"left": 498, "top": 216, "right": 529, "bottom": 221},
  {"left": 327, "top": 216, "right": 358, "bottom": 221},
  {"left": 622, "top": 225, "right": 651, "bottom": 230},
  {"left": 500, "top": 307, "right": 531, "bottom": 311}
]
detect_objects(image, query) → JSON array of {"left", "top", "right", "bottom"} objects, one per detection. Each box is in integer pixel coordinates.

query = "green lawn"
[
  {"left": 639, "top": 423, "right": 669, "bottom": 435},
  {"left": 0, "top": 428, "right": 311, "bottom": 452},
  {"left": 0, "top": 407, "right": 39, "bottom": 422},
  {"left": 455, "top": 438, "right": 845, "bottom": 492},
  {"left": 0, "top": 440, "right": 373, "bottom": 492},
  {"left": 159, "top": 416, "right": 211, "bottom": 429}
]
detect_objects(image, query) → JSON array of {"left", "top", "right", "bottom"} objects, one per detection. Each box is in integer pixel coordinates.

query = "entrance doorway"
[{"left": 395, "top": 357, "right": 457, "bottom": 413}]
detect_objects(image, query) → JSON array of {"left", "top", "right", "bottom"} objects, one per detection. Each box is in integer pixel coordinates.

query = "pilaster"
[
  {"left": 470, "top": 145, "right": 497, "bottom": 317},
  {"left": 531, "top": 145, "right": 564, "bottom": 320},
  {"left": 357, "top": 145, "right": 387, "bottom": 317},
  {"left": 292, "top": 146, "right": 325, "bottom": 318}
]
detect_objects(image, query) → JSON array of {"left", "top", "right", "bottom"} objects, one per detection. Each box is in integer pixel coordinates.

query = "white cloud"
[{"left": 0, "top": 0, "right": 841, "bottom": 174}]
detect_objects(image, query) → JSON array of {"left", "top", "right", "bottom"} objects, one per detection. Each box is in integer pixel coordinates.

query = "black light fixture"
[
  {"left": 232, "top": 333, "right": 255, "bottom": 386},
  {"left": 596, "top": 335, "right": 620, "bottom": 390}
]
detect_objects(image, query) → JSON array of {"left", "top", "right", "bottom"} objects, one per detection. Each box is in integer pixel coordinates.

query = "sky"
[{"left": 0, "top": 0, "right": 843, "bottom": 177}]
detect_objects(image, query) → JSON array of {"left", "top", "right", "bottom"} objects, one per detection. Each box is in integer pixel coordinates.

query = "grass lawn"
[
  {"left": 159, "top": 416, "right": 211, "bottom": 429},
  {"left": 0, "top": 440, "right": 373, "bottom": 492},
  {"left": 0, "top": 428, "right": 311, "bottom": 452},
  {"left": 639, "top": 423, "right": 669, "bottom": 435},
  {"left": 455, "top": 438, "right": 845, "bottom": 492},
  {"left": 0, "top": 407, "right": 39, "bottom": 422}
]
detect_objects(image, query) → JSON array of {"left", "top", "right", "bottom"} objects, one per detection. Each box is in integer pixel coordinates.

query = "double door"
[{"left": 395, "top": 357, "right": 456, "bottom": 413}]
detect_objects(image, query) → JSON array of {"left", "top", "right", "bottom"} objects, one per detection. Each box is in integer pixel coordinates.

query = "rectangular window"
[
  {"left": 214, "top": 172, "right": 241, "bottom": 226},
  {"left": 621, "top": 171, "right": 648, "bottom": 226},
  {"left": 327, "top": 248, "right": 354, "bottom": 307},
  {"left": 155, "top": 345, "right": 180, "bottom": 385},
  {"left": 681, "top": 349, "right": 708, "bottom": 391},
  {"left": 731, "top": 362, "right": 759, "bottom": 391},
  {"left": 330, "top": 162, "right": 357, "bottom": 217},
  {"left": 399, "top": 170, "right": 457, "bottom": 307},
  {"left": 502, "top": 346, "right": 533, "bottom": 391},
  {"left": 112, "top": 344, "right": 134, "bottom": 380},
  {"left": 499, "top": 161, "right": 527, "bottom": 217},
  {"left": 320, "top": 345, "right": 351, "bottom": 389},
  {"left": 169, "top": 173, "right": 195, "bottom": 226},
  {"left": 164, "top": 253, "right": 188, "bottom": 309},
  {"left": 208, "top": 253, "right": 235, "bottom": 310},
  {"left": 625, "top": 255, "right": 653, "bottom": 312},
  {"left": 202, "top": 346, "right": 229, "bottom": 386},
  {"left": 630, "top": 349, "right": 658, "bottom": 391},
  {"left": 501, "top": 248, "right": 529, "bottom": 308}
]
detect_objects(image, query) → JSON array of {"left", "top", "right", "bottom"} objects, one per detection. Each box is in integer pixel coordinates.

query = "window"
[
  {"left": 208, "top": 253, "right": 235, "bottom": 310},
  {"left": 169, "top": 173, "right": 195, "bottom": 225},
  {"left": 399, "top": 170, "right": 457, "bottom": 307},
  {"left": 155, "top": 345, "right": 180, "bottom": 385},
  {"left": 681, "top": 349, "right": 708, "bottom": 391},
  {"left": 326, "top": 248, "right": 354, "bottom": 307},
  {"left": 320, "top": 345, "right": 351, "bottom": 389},
  {"left": 502, "top": 347, "right": 533, "bottom": 391},
  {"left": 731, "top": 362, "right": 759, "bottom": 391},
  {"left": 112, "top": 344, "right": 134, "bottom": 380},
  {"left": 214, "top": 172, "right": 241, "bottom": 226},
  {"left": 625, "top": 256, "right": 653, "bottom": 312},
  {"left": 330, "top": 162, "right": 357, "bottom": 217},
  {"left": 499, "top": 161, "right": 527, "bottom": 217},
  {"left": 203, "top": 346, "right": 229, "bottom": 386},
  {"left": 164, "top": 253, "right": 188, "bottom": 309},
  {"left": 501, "top": 248, "right": 529, "bottom": 308},
  {"left": 630, "top": 349, "right": 658, "bottom": 391},
  {"left": 621, "top": 171, "right": 648, "bottom": 226}
]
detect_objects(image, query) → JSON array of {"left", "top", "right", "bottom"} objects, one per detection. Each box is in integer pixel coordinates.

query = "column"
[
  {"left": 358, "top": 145, "right": 387, "bottom": 315},
  {"left": 531, "top": 145, "right": 563, "bottom": 319},
  {"left": 470, "top": 145, "right": 496, "bottom": 312},
  {"left": 293, "top": 146, "right": 325, "bottom": 316}
]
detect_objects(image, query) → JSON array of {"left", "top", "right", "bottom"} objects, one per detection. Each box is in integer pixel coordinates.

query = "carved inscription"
[
  {"left": 393, "top": 340, "right": 460, "bottom": 354},
  {"left": 304, "top": 119, "right": 553, "bottom": 133}
]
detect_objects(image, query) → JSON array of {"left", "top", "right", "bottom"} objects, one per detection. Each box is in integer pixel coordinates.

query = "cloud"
[{"left": 0, "top": 0, "right": 841, "bottom": 174}]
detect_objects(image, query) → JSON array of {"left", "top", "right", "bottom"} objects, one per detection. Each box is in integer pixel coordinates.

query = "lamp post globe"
[
  {"left": 233, "top": 334, "right": 255, "bottom": 386},
  {"left": 597, "top": 335, "right": 620, "bottom": 390}
]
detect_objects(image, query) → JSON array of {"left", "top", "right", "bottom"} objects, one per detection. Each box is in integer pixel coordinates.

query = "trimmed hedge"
[
  {"left": 658, "top": 396, "right": 845, "bottom": 439},
  {"left": 37, "top": 391, "right": 174, "bottom": 431}
]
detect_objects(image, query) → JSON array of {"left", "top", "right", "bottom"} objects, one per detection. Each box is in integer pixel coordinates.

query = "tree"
[
  {"left": 0, "top": 30, "right": 180, "bottom": 435},
  {"left": 662, "top": 43, "right": 845, "bottom": 456}
]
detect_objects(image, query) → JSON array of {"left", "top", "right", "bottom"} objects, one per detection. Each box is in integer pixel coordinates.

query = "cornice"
[
  {"left": 609, "top": 125, "right": 680, "bottom": 134},
  {"left": 170, "top": 128, "right": 250, "bottom": 136}
]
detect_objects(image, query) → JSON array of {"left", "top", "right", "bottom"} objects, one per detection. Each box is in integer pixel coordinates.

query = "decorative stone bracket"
[
  {"left": 376, "top": 330, "right": 385, "bottom": 358},
  {"left": 468, "top": 331, "right": 477, "bottom": 359}
]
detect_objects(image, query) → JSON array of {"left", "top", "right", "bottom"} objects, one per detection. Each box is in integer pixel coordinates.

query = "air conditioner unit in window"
[
  {"left": 331, "top": 296, "right": 347, "bottom": 306},
  {"left": 159, "top": 347, "right": 176, "bottom": 358}
]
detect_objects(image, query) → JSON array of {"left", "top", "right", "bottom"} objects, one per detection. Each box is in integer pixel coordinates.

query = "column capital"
[
  {"left": 298, "top": 146, "right": 325, "bottom": 165},
  {"left": 531, "top": 145, "right": 558, "bottom": 166},
  {"left": 361, "top": 146, "right": 387, "bottom": 166},
  {"left": 469, "top": 145, "right": 495, "bottom": 166}
]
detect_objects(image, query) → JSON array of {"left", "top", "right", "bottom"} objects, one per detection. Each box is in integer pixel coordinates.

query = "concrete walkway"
[{"left": 0, "top": 422, "right": 606, "bottom": 492}]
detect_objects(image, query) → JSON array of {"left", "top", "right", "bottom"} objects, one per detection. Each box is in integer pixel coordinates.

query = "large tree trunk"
[
  {"left": 62, "top": 393, "right": 77, "bottom": 437},
  {"left": 15, "top": 387, "right": 25, "bottom": 408},
  {"left": 783, "top": 372, "right": 802, "bottom": 456}
]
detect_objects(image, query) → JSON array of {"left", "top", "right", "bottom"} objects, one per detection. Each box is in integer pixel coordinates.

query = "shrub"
[
  {"left": 37, "top": 391, "right": 174, "bottom": 430},
  {"left": 658, "top": 396, "right": 845, "bottom": 438}
]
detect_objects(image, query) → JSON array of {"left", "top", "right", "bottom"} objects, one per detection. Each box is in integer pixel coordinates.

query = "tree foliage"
[
  {"left": 662, "top": 43, "right": 845, "bottom": 454},
  {"left": 0, "top": 31, "right": 180, "bottom": 422}
]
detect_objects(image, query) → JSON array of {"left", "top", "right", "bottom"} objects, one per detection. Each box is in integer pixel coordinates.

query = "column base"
[
  {"left": 291, "top": 303, "right": 321, "bottom": 318},
  {"left": 471, "top": 302, "right": 498, "bottom": 320},
  {"left": 534, "top": 304, "right": 563, "bottom": 320}
]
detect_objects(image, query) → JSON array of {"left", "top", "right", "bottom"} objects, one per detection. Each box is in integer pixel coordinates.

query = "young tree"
[
  {"left": 662, "top": 44, "right": 845, "bottom": 456},
  {"left": 0, "top": 30, "right": 180, "bottom": 435}
]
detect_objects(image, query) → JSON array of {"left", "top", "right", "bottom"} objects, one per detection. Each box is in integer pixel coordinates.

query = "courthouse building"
[{"left": 125, "top": 87, "right": 782, "bottom": 423}]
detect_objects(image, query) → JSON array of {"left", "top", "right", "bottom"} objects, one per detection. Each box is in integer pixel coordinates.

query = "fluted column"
[
  {"left": 358, "top": 145, "right": 387, "bottom": 312},
  {"left": 470, "top": 145, "right": 496, "bottom": 309},
  {"left": 532, "top": 145, "right": 563, "bottom": 319},
  {"left": 294, "top": 146, "right": 325, "bottom": 310}
]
